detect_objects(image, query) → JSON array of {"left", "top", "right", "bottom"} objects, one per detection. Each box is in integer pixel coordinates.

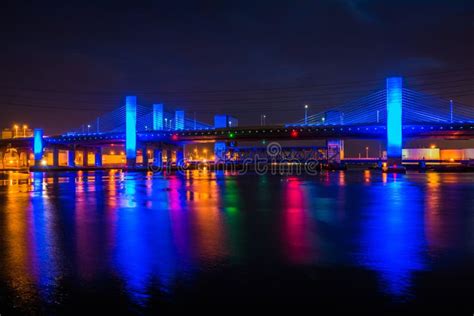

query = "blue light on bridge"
[
  {"left": 175, "top": 110, "right": 184, "bottom": 130},
  {"left": 386, "top": 77, "right": 403, "bottom": 160},
  {"left": 214, "top": 115, "right": 228, "bottom": 128},
  {"left": 33, "top": 128, "right": 44, "bottom": 161},
  {"left": 153, "top": 104, "right": 164, "bottom": 130},
  {"left": 126, "top": 96, "right": 137, "bottom": 160}
]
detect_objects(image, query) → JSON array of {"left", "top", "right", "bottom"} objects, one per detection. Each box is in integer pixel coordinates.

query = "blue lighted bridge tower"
[
  {"left": 386, "top": 77, "right": 403, "bottom": 165},
  {"left": 175, "top": 110, "right": 185, "bottom": 130},
  {"left": 153, "top": 103, "right": 164, "bottom": 130},
  {"left": 33, "top": 128, "right": 44, "bottom": 167},
  {"left": 126, "top": 96, "right": 137, "bottom": 167}
]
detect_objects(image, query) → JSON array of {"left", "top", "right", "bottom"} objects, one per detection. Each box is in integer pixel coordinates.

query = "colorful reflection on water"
[{"left": 0, "top": 170, "right": 473, "bottom": 311}]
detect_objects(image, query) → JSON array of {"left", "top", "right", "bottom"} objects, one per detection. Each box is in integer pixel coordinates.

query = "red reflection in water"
[
  {"left": 168, "top": 176, "right": 190, "bottom": 259},
  {"left": 282, "top": 178, "right": 312, "bottom": 264}
]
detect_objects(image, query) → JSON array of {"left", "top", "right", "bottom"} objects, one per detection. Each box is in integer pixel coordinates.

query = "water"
[{"left": 0, "top": 170, "right": 473, "bottom": 314}]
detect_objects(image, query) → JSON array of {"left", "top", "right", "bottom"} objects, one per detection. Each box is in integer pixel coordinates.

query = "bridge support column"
[
  {"left": 83, "top": 149, "right": 90, "bottom": 167},
  {"left": 141, "top": 147, "right": 149, "bottom": 166},
  {"left": 125, "top": 96, "right": 137, "bottom": 168},
  {"left": 176, "top": 146, "right": 184, "bottom": 167},
  {"left": 165, "top": 148, "right": 172, "bottom": 165},
  {"left": 68, "top": 147, "right": 76, "bottom": 167},
  {"left": 214, "top": 142, "right": 226, "bottom": 162},
  {"left": 153, "top": 148, "right": 163, "bottom": 167},
  {"left": 33, "top": 128, "right": 44, "bottom": 167},
  {"left": 386, "top": 77, "right": 403, "bottom": 167},
  {"left": 52, "top": 147, "right": 60, "bottom": 167},
  {"left": 95, "top": 147, "right": 103, "bottom": 167}
]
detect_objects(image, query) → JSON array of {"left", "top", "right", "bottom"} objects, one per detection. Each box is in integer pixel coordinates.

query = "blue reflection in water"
[
  {"left": 30, "top": 172, "right": 59, "bottom": 301},
  {"left": 1, "top": 170, "right": 472, "bottom": 311},
  {"left": 358, "top": 175, "right": 427, "bottom": 298},
  {"left": 113, "top": 174, "right": 188, "bottom": 306}
]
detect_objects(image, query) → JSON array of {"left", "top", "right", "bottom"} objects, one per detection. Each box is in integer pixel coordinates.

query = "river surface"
[{"left": 0, "top": 170, "right": 473, "bottom": 314}]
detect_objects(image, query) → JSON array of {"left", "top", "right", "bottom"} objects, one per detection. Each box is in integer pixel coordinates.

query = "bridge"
[{"left": 1, "top": 77, "right": 473, "bottom": 171}]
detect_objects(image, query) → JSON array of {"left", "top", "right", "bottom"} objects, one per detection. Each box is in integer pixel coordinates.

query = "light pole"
[
  {"left": 263, "top": 114, "right": 266, "bottom": 126},
  {"left": 304, "top": 104, "right": 308, "bottom": 125},
  {"left": 14, "top": 125, "right": 18, "bottom": 138},
  {"left": 165, "top": 118, "right": 168, "bottom": 130},
  {"left": 23, "top": 125, "right": 28, "bottom": 137},
  {"left": 87, "top": 124, "right": 91, "bottom": 133},
  {"left": 366, "top": 146, "right": 369, "bottom": 159}
]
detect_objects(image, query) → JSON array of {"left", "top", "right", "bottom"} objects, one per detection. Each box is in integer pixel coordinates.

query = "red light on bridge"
[
  {"left": 172, "top": 134, "right": 178, "bottom": 141},
  {"left": 290, "top": 129, "right": 299, "bottom": 138}
]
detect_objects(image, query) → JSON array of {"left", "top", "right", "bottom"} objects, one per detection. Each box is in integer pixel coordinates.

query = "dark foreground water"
[{"left": 0, "top": 170, "right": 473, "bottom": 314}]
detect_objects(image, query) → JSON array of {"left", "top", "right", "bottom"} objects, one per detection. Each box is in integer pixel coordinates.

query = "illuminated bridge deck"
[{"left": 2, "top": 123, "right": 474, "bottom": 148}]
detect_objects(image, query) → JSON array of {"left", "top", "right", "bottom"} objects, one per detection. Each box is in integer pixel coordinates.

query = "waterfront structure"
[{"left": 1, "top": 77, "right": 474, "bottom": 170}]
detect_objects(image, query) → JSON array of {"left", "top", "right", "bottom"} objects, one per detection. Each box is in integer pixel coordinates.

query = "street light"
[
  {"left": 366, "top": 146, "right": 369, "bottom": 159},
  {"left": 13, "top": 125, "right": 19, "bottom": 138},
  {"left": 263, "top": 114, "right": 266, "bottom": 126},
  {"left": 87, "top": 124, "right": 91, "bottom": 133},
  {"left": 23, "top": 125, "right": 28, "bottom": 137},
  {"left": 165, "top": 118, "right": 168, "bottom": 130},
  {"left": 304, "top": 104, "right": 308, "bottom": 125}
]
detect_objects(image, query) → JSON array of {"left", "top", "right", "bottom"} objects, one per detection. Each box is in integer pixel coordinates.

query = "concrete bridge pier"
[
  {"left": 95, "top": 147, "right": 103, "bottom": 167},
  {"left": 52, "top": 147, "right": 60, "bottom": 167},
  {"left": 153, "top": 147, "right": 163, "bottom": 167},
  {"left": 125, "top": 95, "right": 137, "bottom": 169},
  {"left": 83, "top": 149, "right": 90, "bottom": 167},
  {"left": 176, "top": 146, "right": 184, "bottom": 167},
  {"left": 385, "top": 77, "right": 405, "bottom": 172},
  {"left": 33, "top": 128, "right": 44, "bottom": 167},
  {"left": 214, "top": 142, "right": 226, "bottom": 162},
  {"left": 213, "top": 114, "right": 238, "bottom": 162},
  {"left": 68, "top": 146, "right": 76, "bottom": 167},
  {"left": 165, "top": 148, "right": 172, "bottom": 165},
  {"left": 141, "top": 146, "right": 149, "bottom": 166}
]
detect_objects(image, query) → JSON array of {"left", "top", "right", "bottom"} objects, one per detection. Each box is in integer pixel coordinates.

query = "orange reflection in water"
[
  {"left": 424, "top": 172, "right": 453, "bottom": 254},
  {"left": 186, "top": 173, "right": 228, "bottom": 260},
  {"left": 3, "top": 190, "right": 37, "bottom": 304},
  {"left": 364, "top": 170, "right": 371, "bottom": 184},
  {"left": 2, "top": 173, "right": 60, "bottom": 306}
]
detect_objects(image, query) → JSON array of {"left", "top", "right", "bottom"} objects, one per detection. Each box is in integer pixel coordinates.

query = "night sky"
[{"left": 1, "top": 0, "right": 473, "bottom": 135}]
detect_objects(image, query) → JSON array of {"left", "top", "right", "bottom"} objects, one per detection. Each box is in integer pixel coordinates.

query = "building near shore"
[{"left": 403, "top": 148, "right": 474, "bottom": 160}]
